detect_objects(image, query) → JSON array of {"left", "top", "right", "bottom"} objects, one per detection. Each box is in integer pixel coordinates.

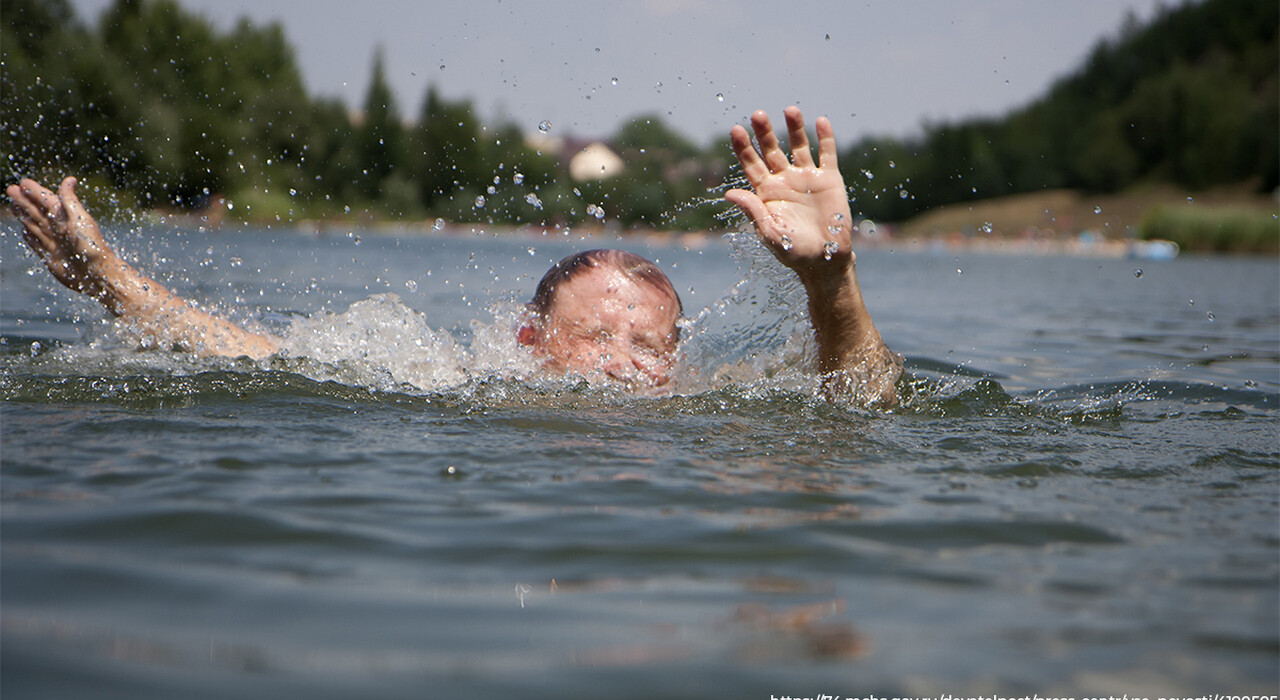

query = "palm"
[{"left": 748, "top": 166, "right": 853, "bottom": 268}]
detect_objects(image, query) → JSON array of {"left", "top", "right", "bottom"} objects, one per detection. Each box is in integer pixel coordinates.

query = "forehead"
[{"left": 546, "top": 266, "right": 680, "bottom": 331}]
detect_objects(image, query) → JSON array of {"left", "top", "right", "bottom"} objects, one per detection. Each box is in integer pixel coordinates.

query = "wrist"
[
  {"left": 98, "top": 259, "right": 160, "bottom": 317},
  {"left": 799, "top": 258, "right": 858, "bottom": 306}
]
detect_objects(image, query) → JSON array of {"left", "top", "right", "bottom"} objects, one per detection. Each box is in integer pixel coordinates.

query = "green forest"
[{"left": 2, "top": 0, "right": 1276, "bottom": 238}]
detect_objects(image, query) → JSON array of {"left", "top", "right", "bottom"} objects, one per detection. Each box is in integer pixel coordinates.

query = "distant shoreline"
[{"left": 7, "top": 185, "right": 1274, "bottom": 256}]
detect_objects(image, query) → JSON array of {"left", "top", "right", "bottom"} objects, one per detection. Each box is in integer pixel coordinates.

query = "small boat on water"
[{"left": 1127, "top": 238, "right": 1180, "bottom": 260}]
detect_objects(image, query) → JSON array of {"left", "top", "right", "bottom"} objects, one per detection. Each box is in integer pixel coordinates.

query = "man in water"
[{"left": 6, "top": 107, "right": 900, "bottom": 406}]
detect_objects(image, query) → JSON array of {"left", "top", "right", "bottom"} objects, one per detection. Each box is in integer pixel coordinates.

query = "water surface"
[{"left": 2, "top": 224, "right": 1277, "bottom": 698}]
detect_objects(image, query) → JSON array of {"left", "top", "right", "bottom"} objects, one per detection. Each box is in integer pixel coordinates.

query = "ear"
[{"left": 517, "top": 325, "right": 538, "bottom": 346}]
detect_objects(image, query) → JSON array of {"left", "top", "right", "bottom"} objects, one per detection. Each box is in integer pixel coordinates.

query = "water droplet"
[
  {"left": 610, "top": 77, "right": 618, "bottom": 86},
  {"left": 823, "top": 240, "right": 838, "bottom": 260},
  {"left": 439, "top": 64, "right": 446, "bottom": 70},
  {"left": 474, "top": 195, "right": 486, "bottom": 208},
  {"left": 229, "top": 257, "right": 243, "bottom": 267},
  {"left": 861, "top": 169, "right": 874, "bottom": 180},
  {"left": 956, "top": 268, "right": 963, "bottom": 275},
  {"left": 979, "top": 222, "right": 993, "bottom": 234},
  {"left": 538, "top": 120, "right": 552, "bottom": 133},
  {"left": 888, "top": 161, "right": 896, "bottom": 169},
  {"left": 825, "top": 33, "right": 831, "bottom": 40},
  {"left": 716, "top": 93, "right": 724, "bottom": 102},
  {"left": 1094, "top": 205, "right": 1102, "bottom": 214},
  {"left": 1186, "top": 196, "right": 1193, "bottom": 203},
  {"left": 1133, "top": 268, "right": 1143, "bottom": 278},
  {"left": 899, "top": 189, "right": 909, "bottom": 199},
  {"left": 513, "top": 172, "right": 524, "bottom": 185},
  {"left": 779, "top": 235, "right": 793, "bottom": 251},
  {"left": 433, "top": 218, "right": 445, "bottom": 231},
  {"left": 486, "top": 185, "right": 496, "bottom": 195},
  {"left": 1206, "top": 312, "right": 1215, "bottom": 322},
  {"left": 527, "top": 247, "right": 536, "bottom": 257},
  {"left": 1187, "top": 299, "right": 1194, "bottom": 306},
  {"left": 405, "top": 279, "right": 418, "bottom": 292},
  {"left": 525, "top": 193, "right": 543, "bottom": 209}
]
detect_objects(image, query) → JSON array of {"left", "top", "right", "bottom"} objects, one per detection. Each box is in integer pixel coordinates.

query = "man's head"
[{"left": 518, "top": 249, "right": 682, "bottom": 388}]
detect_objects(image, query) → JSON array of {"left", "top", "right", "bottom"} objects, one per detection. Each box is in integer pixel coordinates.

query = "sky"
[{"left": 67, "top": 0, "right": 1164, "bottom": 145}]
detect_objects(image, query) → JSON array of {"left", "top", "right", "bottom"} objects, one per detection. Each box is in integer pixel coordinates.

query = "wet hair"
[{"left": 528, "top": 249, "right": 683, "bottom": 322}]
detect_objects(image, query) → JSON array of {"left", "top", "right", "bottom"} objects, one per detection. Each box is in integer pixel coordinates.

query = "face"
[{"left": 524, "top": 266, "right": 680, "bottom": 389}]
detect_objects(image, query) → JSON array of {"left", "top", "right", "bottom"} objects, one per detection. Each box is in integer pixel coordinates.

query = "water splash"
[{"left": 278, "top": 294, "right": 537, "bottom": 393}]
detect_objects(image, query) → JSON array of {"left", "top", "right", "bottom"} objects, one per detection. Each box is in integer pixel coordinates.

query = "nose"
[{"left": 601, "top": 350, "right": 670, "bottom": 388}]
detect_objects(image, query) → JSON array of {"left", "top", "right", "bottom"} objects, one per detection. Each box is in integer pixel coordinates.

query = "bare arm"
[
  {"left": 724, "top": 107, "right": 900, "bottom": 407},
  {"left": 7, "top": 177, "right": 279, "bottom": 359}
]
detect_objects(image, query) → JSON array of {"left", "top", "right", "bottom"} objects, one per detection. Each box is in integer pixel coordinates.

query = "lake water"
[{"left": 2, "top": 222, "right": 1277, "bottom": 698}]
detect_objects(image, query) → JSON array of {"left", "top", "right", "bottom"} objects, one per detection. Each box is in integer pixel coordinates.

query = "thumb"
[
  {"left": 58, "top": 176, "right": 87, "bottom": 222},
  {"left": 724, "top": 189, "right": 768, "bottom": 227}
]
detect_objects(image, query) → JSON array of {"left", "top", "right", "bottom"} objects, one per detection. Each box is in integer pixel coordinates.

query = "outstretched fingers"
[
  {"left": 749, "top": 110, "right": 790, "bottom": 173},
  {"left": 815, "top": 116, "right": 839, "bottom": 170},
  {"left": 7, "top": 180, "right": 59, "bottom": 256},
  {"left": 730, "top": 124, "right": 770, "bottom": 187},
  {"left": 784, "top": 106, "right": 814, "bottom": 169}
]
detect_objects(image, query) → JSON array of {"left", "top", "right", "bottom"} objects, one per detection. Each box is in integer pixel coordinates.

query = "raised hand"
[
  {"left": 723, "top": 107, "right": 900, "bottom": 407},
  {"left": 724, "top": 106, "right": 855, "bottom": 279},
  {"left": 7, "top": 176, "right": 279, "bottom": 359},
  {"left": 7, "top": 177, "right": 138, "bottom": 314}
]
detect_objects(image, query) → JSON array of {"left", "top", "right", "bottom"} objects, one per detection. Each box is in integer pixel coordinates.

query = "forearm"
[
  {"left": 801, "top": 263, "right": 901, "bottom": 407},
  {"left": 101, "top": 258, "right": 279, "bottom": 359}
]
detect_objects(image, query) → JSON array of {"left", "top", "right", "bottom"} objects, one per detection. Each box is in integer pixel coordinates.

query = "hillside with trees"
[
  {"left": 839, "top": 0, "right": 1277, "bottom": 226},
  {"left": 2, "top": 0, "right": 1276, "bottom": 243}
]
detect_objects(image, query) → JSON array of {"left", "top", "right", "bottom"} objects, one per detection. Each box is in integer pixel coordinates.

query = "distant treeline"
[
  {"left": 842, "top": 0, "right": 1279, "bottom": 224},
  {"left": 2, "top": 0, "right": 1275, "bottom": 229}
]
